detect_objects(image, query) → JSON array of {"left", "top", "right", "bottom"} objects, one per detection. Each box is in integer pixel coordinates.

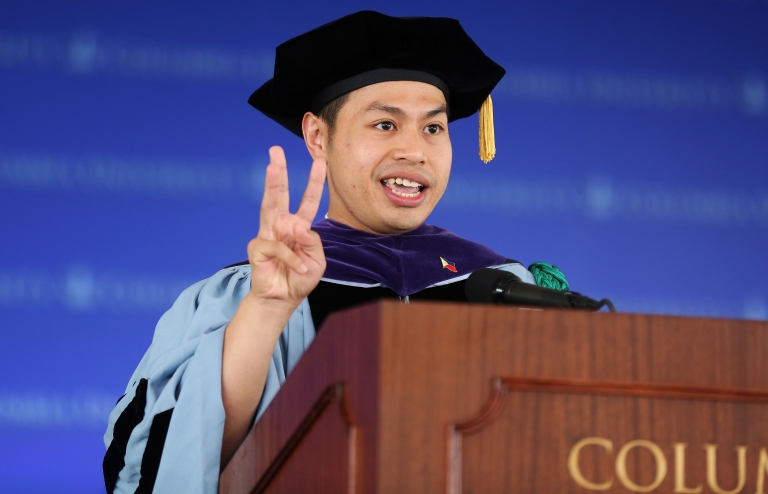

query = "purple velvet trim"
[{"left": 312, "top": 218, "right": 508, "bottom": 297}]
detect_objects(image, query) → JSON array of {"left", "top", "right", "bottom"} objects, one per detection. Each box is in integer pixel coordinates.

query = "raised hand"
[
  {"left": 247, "top": 146, "right": 327, "bottom": 309},
  {"left": 222, "top": 148, "right": 327, "bottom": 467}
]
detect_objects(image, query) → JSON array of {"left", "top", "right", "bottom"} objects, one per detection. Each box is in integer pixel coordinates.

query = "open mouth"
[{"left": 380, "top": 177, "right": 425, "bottom": 198}]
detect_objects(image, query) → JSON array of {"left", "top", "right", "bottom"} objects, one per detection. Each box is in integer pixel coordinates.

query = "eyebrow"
[
  {"left": 366, "top": 103, "right": 405, "bottom": 116},
  {"left": 425, "top": 104, "right": 447, "bottom": 118},
  {"left": 365, "top": 102, "right": 447, "bottom": 119}
]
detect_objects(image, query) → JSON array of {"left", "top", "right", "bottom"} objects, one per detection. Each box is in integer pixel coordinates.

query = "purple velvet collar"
[{"left": 312, "top": 218, "right": 508, "bottom": 297}]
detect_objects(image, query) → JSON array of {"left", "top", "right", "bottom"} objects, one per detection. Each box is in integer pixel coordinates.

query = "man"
[{"left": 103, "top": 11, "right": 555, "bottom": 493}]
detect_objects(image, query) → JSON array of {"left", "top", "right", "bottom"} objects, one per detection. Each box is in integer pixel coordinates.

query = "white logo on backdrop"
[
  {"left": 0, "top": 392, "right": 114, "bottom": 430},
  {"left": 0, "top": 31, "right": 272, "bottom": 82},
  {"left": 610, "top": 294, "right": 768, "bottom": 321},
  {"left": 439, "top": 176, "right": 768, "bottom": 228},
  {"left": 0, "top": 31, "right": 764, "bottom": 118},
  {"left": 743, "top": 296, "right": 768, "bottom": 320},
  {"left": 2, "top": 153, "right": 766, "bottom": 228},
  {"left": 494, "top": 68, "right": 766, "bottom": 118},
  {"left": 0, "top": 265, "right": 193, "bottom": 313},
  {"left": 0, "top": 154, "right": 265, "bottom": 200},
  {"left": 741, "top": 75, "right": 768, "bottom": 116},
  {"left": 0, "top": 264, "right": 763, "bottom": 320}
]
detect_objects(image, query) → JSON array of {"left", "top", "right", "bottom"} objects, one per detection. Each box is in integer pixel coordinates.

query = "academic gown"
[{"left": 102, "top": 220, "right": 536, "bottom": 494}]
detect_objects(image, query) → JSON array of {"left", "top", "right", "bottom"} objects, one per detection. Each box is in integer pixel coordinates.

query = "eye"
[
  {"left": 423, "top": 124, "right": 443, "bottom": 135},
  {"left": 374, "top": 121, "right": 395, "bottom": 131}
]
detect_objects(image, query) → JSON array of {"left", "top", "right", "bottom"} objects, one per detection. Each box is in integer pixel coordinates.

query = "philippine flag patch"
[{"left": 440, "top": 257, "right": 458, "bottom": 273}]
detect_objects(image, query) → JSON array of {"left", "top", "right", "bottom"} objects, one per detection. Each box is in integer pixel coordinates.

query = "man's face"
[{"left": 323, "top": 81, "right": 452, "bottom": 235}]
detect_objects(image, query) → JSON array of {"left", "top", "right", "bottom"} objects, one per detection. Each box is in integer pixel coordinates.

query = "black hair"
[{"left": 317, "top": 93, "right": 350, "bottom": 146}]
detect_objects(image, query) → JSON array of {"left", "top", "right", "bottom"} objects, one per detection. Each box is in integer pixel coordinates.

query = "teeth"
[
  {"left": 389, "top": 188, "right": 420, "bottom": 198},
  {"left": 383, "top": 178, "right": 422, "bottom": 188}
]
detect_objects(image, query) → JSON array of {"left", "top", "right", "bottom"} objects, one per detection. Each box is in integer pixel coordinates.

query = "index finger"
[
  {"left": 295, "top": 158, "right": 327, "bottom": 224},
  {"left": 260, "top": 146, "right": 290, "bottom": 214}
]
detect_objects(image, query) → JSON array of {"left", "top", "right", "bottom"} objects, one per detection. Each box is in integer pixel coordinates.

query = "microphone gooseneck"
[{"left": 465, "top": 268, "right": 615, "bottom": 313}]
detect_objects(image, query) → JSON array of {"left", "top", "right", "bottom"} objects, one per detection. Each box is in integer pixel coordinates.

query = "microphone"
[{"left": 465, "top": 268, "right": 614, "bottom": 312}]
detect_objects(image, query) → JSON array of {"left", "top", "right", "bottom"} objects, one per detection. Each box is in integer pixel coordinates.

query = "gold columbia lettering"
[
  {"left": 704, "top": 444, "right": 746, "bottom": 494},
  {"left": 615, "top": 440, "right": 667, "bottom": 492},
  {"left": 756, "top": 448, "right": 768, "bottom": 494},
  {"left": 568, "top": 439, "right": 755, "bottom": 492},
  {"left": 567, "top": 437, "right": 613, "bottom": 490},
  {"left": 673, "top": 443, "right": 702, "bottom": 493}
]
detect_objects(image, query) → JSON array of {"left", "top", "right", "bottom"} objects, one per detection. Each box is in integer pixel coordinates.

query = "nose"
[{"left": 392, "top": 125, "right": 426, "bottom": 165}]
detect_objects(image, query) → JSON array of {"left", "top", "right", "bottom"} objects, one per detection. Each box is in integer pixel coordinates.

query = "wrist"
[{"left": 239, "top": 292, "right": 298, "bottom": 327}]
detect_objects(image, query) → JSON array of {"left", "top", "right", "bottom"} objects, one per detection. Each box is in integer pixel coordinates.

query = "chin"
[{"left": 378, "top": 210, "right": 429, "bottom": 233}]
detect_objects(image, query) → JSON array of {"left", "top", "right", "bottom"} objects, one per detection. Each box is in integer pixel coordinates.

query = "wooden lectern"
[{"left": 220, "top": 301, "right": 768, "bottom": 493}]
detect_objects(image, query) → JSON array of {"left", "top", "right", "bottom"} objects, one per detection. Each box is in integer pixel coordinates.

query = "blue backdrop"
[{"left": 1, "top": 0, "right": 766, "bottom": 491}]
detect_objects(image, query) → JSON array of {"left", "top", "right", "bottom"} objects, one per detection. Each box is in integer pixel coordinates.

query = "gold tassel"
[{"left": 479, "top": 94, "right": 496, "bottom": 163}]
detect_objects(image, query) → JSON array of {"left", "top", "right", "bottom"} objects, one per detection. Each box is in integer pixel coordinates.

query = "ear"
[{"left": 302, "top": 112, "right": 329, "bottom": 160}]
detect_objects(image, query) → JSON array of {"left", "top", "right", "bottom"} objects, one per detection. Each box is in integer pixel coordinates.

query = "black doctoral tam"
[{"left": 249, "top": 10, "right": 506, "bottom": 138}]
